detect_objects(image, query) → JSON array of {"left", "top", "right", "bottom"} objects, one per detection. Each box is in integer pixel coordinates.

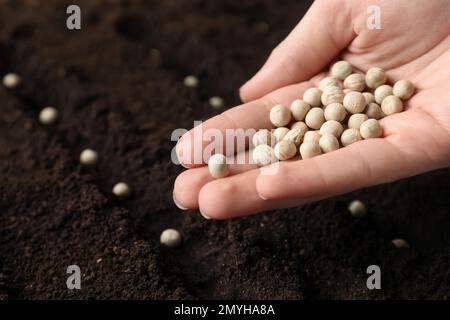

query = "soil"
[{"left": 0, "top": 0, "right": 449, "bottom": 300}]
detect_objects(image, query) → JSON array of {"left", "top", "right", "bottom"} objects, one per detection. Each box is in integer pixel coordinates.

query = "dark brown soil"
[{"left": 0, "top": 0, "right": 449, "bottom": 300}]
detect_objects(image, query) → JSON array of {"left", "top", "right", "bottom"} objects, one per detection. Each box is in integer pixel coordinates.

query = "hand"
[{"left": 173, "top": 0, "right": 450, "bottom": 219}]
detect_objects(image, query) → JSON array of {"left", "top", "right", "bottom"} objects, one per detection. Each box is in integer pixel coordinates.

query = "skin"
[{"left": 174, "top": 0, "right": 450, "bottom": 219}]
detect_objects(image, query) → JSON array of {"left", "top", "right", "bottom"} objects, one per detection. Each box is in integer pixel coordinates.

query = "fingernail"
[
  {"left": 257, "top": 193, "right": 268, "bottom": 200},
  {"left": 199, "top": 208, "right": 211, "bottom": 220},
  {"left": 173, "top": 192, "right": 188, "bottom": 211},
  {"left": 175, "top": 148, "right": 190, "bottom": 169}
]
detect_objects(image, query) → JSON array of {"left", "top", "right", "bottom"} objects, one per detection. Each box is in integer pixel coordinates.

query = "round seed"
[
  {"left": 160, "top": 229, "right": 181, "bottom": 248},
  {"left": 290, "top": 100, "right": 310, "bottom": 121},
  {"left": 324, "top": 103, "right": 346, "bottom": 122},
  {"left": 343, "top": 91, "right": 366, "bottom": 114},
  {"left": 360, "top": 119, "right": 382, "bottom": 139},
  {"left": 344, "top": 73, "right": 366, "bottom": 92},
  {"left": 299, "top": 141, "right": 322, "bottom": 159},
  {"left": 274, "top": 140, "right": 297, "bottom": 160},
  {"left": 381, "top": 95, "right": 403, "bottom": 115},
  {"left": 321, "top": 86, "right": 344, "bottom": 106},
  {"left": 112, "top": 182, "right": 131, "bottom": 198},
  {"left": 319, "top": 134, "right": 339, "bottom": 153},
  {"left": 303, "top": 87, "right": 322, "bottom": 107},
  {"left": 348, "top": 200, "right": 367, "bottom": 218},
  {"left": 79, "top": 149, "right": 98, "bottom": 166},
  {"left": 362, "top": 92, "right": 375, "bottom": 105},
  {"left": 305, "top": 107, "right": 325, "bottom": 129},
  {"left": 273, "top": 127, "right": 290, "bottom": 142},
  {"left": 270, "top": 104, "right": 292, "bottom": 127},
  {"left": 290, "top": 121, "right": 308, "bottom": 134},
  {"left": 365, "top": 67, "right": 387, "bottom": 89},
  {"left": 348, "top": 113, "right": 369, "bottom": 130},
  {"left": 393, "top": 80, "right": 414, "bottom": 100},
  {"left": 253, "top": 144, "right": 277, "bottom": 167},
  {"left": 319, "top": 76, "right": 340, "bottom": 91},
  {"left": 2, "top": 73, "right": 21, "bottom": 88},
  {"left": 209, "top": 96, "right": 224, "bottom": 109},
  {"left": 183, "top": 75, "right": 199, "bottom": 88},
  {"left": 208, "top": 154, "right": 230, "bottom": 178},
  {"left": 252, "top": 129, "right": 275, "bottom": 147},
  {"left": 319, "top": 120, "right": 343, "bottom": 137},
  {"left": 283, "top": 128, "right": 305, "bottom": 146},
  {"left": 374, "top": 84, "right": 393, "bottom": 104},
  {"left": 303, "top": 130, "right": 322, "bottom": 143},
  {"left": 39, "top": 107, "right": 58, "bottom": 125},
  {"left": 365, "top": 102, "right": 383, "bottom": 119},
  {"left": 341, "top": 128, "right": 362, "bottom": 146},
  {"left": 331, "top": 60, "right": 352, "bottom": 80}
]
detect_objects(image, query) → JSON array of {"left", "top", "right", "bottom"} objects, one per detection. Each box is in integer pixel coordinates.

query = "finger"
[
  {"left": 198, "top": 168, "right": 305, "bottom": 220},
  {"left": 256, "top": 110, "right": 441, "bottom": 201},
  {"left": 176, "top": 81, "right": 313, "bottom": 168},
  {"left": 173, "top": 151, "right": 256, "bottom": 210},
  {"left": 239, "top": 0, "right": 355, "bottom": 102}
]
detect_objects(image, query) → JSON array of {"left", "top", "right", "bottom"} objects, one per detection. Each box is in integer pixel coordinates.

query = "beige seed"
[
  {"left": 209, "top": 96, "right": 224, "bottom": 109},
  {"left": 208, "top": 154, "right": 230, "bottom": 178},
  {"left": 393, "top": 80, "right": 414, "bottom": 100},
  {"left": 319, "top": 134, "right": 339, "bottom": 153},
  {"left": 321, "top": 86, "right": 344, "bottom": 106},
  {"left": 374, "top": 85, "right": 393, "bottom": 104},
  {"left": 303, "top": 130, "right": 322, "bottom": 143},
  {"left": 273, "top": 127, "right": 290, "bottom": 142},
  {"left": 391, "top": 238, "right": 410, "bottom": 248},
  {"left": 253, "top": 144, "right": 278, "bottom": 167},
  {"left": 341, "top": 128, "right": 362, "bottom": 146},
  {"left": 365, "top": 67, "right": 387, "bottom": 89},
  {"left": 360, "top": 119, "right": 382, "bottom": 139},
  {"left": 348, "top": 200, "right": 367, "bottom": 218},
  {"left": 252, "top": 129, "right": 275, "bottom": 147},
  {"left": 381, "top": 95, "right": 403, "bottom": 115},
  {"left": 331, "top": 60, "right": 352, "bottom": 80},
  {"left": 2, "top": 73, "right": 21, "bottom": 88},
  {"left": 183, "top": 75, "right": 199, "bottom": 88},
  {"left": 299, "top": 141, "right": 322, "bottom": 159},
  {"left": 303, "top": 87, "right": 322, "bottom": 107},
  {"left": 39, "top": 107, "right": 58, "bottom": 125},
  {"left": 305, "top": 107, "right": 325, "bottom": 130},
  {"left": 79, "top": 148, "right": 98, "bottom": 166},
  {"left": 290, "top": 100, "right": 311, "bottom": 121},
  {"left": 319, "top": 120, "right": 343, "bottom": 137},
  {"left": 344, "top": 73, "right": 366, "bottom": 92},
  {"left": 270, "top": 104, "right": 292, "bottom": 127},
  {"left": 362, "top": 92, "right": 375, "bottom": 105},
  {"left": 274, "top": 140, "right": 297, "bottom": 160},
  {"left": 343, "top": 91, "right": 366, "bottom": 114},
  {"left": 319, "top": 76, "right": 340, "bottom": 91},
  {"left": 113, "top": 182, "right": 131, "bottom": 198},
  {"left": 160, "top": 229, "right": 182, "bottom": 247},
  {"left": 365, "top": 102, "right": 383, "bottom": 119},
  {"left": 324, "top": 103, "right": 346, "bottom": 122},
  {"left": 290, "top": 121, "right": 308, "bottom": 133},
  {"left": 348, "top": 113, "right": 369, "bottom": 130},
  {"left": 283, "top": 128, "right": 305, "bottom": 146}
]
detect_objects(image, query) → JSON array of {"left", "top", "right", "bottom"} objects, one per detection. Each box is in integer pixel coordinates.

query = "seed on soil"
[
  {"left": 331, "top": 60, "right": 352, "bottom": 80},
  {"left": 391, "top": 238, "right": 410, "bottom": 249},
  {"left": 183, "top": 75, "right": 199, "bottom": 88},
  {"left": 112, "top": 182, "right": 131, "bottom": 198},
  {"left": 274, "top": 140, "right": 297, "bottom": 160},
  {"left": 300, "top": 141, "right": 322, "bottom": 159},
  {"left": 303, "top": 87, "right": 322, "bottom": 107},
  {"left": 208, "top": 154, "right": 230, "bottom": 179},
  {"left": 348, "top": 200, "right": 367, "bottom": 218},
  {"left": 348, "top": 113, "right": 369, "bottom": 130},
  {"left": 39, "top": 107, "right": 58, "bottom": 125},
  {"left": 290, "top": 99, "right": 310, "bottom": 121},
  {"left": 341, "top": 128, "right": 362, "bottom": 146},
  {"left": 270, "top": 104, "right": 291, "bottom": 127},
  {"left": 253, "top": 144, "right": 277, "bottom": 167},
  {"left": 343, "top": 91, "right": 366, "bottom": 114},
  {"left": 209, "top": 96, "right": 224, "bottom": 109},
  {"left": 344, "top": 73, "right": 366, "bottom": 92},
  {"left": 319, "top": 134, "right": 339, "bottom": 153},
  {"left": 160, "top": 229, "right": 181, "bottom": 248},
  {"left": 305, "top": 107, "right": 325, "bottom": 129},
  {"left": 252, "top": 129, "right": 274, "bottom": 147},
  {"left": 365, "top": 67, "right": 387, "bottom": 89},
  {"left": 393, "top": 80, "right": 414, "bottom": 100},
  {"left": 360, "top": 119, "right": 382, "bottom": 139},
  {"left": 2, "top": 73, "right": 21, "bottom": 88},
  {"left": 79, "top": 148, "right": 98, "bottom": 166},
  {"left": 374, "top": 84, "right": 393, "bottom": 104},
  {"left": 381, "top": 95, "right": 403, "bottom": 115}
]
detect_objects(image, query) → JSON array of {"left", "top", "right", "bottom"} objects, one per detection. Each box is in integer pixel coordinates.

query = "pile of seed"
[{"left": 251, "top": 61, "right": 414, "bottom": 166}]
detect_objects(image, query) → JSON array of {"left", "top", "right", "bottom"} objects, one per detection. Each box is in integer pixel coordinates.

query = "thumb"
[{"left": 240, "top": 0, "right": 355, "bottom": 102}]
